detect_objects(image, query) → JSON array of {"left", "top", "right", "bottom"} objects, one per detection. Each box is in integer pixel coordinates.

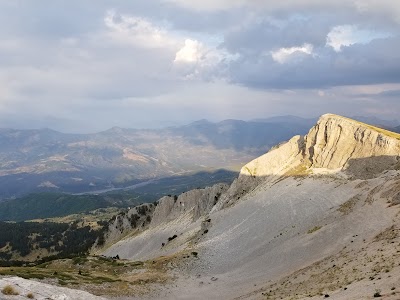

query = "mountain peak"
[
  {"left": 238, "top": 114, "right": 400, "bottom": 183},
  {"left": 316, "top": 113, "right": 400, "bottom": 140},
  {"left": 216, "top": 114, "right": 400, "bottom": 209},
  {"left": 306, "top": 114, "right": 400, "bottom": 176}
]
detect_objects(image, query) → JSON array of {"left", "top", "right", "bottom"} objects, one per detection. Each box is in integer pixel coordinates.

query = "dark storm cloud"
[{"left": 226, "top": 35, "right": 400, "bottom": 89}]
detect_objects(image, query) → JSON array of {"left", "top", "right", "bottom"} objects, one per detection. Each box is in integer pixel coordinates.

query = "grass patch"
[
  {"left": 338, "top": 195, "right": 360, "bottom": 215},
  {"left": 285, "top": 163, "right": 311, "bottom": 177},
  {"left": 0, "top": 255, "right": 168, "bottom": 297},
  {"left": 72, "top": 256, "right": 88, "bottom": 265},
  {"left": 1, "top": 285, "right": 19, "bottom": 295},
  {"left": 273, "top": 163, "right": 311, "bottom": 185},
  {"left": 27, "top": 292, "right": 35, "bottom": 299},
  {"left": 308, "top": 226, "right": 322, "bottom": 234},
  {"left": 374, "top": 226, "right": 398, "bottom": 242}
]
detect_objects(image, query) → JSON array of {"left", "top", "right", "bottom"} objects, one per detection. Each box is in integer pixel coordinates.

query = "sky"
[{"left": 0, "top": 0, "right": 399, "bottom": 132}]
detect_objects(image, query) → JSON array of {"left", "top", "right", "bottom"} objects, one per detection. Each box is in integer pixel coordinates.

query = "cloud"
[
  {"left": 326, "top": 25, "right": 390, "bottom": 51},
  {"left": 164, "top": 0, "right": 400, "bottom": 25},
  {"left": 227, "top": 32, "right": 400, "bottom": 89},
  {"left": 271, "top": 43, "right": 314, "bottom": 64},
  {"left": 173, "top": 39, "right": 230, "bottom": 79},
  {"left": 0, "top": 0, "right": 399, "bottom": 132},
  {"left": 174, "top": 39, "right": 205, "bottom": 63},
  {"left": 162, "top": 0, "right": 245, "bottom": 12},
  {"left": 104, "top": 10, "right": 176, "bottom": 49}
]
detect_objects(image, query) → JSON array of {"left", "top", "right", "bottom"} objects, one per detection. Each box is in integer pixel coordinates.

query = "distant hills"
[
  {"left": 0, "top": 169, "right": 237, "bottom": 221},
  {"left": 0, "top": 115, "right": 397, "bottom": 199},
  {"left": 0, "top": 117, "right": 314, "bottom": 198}
]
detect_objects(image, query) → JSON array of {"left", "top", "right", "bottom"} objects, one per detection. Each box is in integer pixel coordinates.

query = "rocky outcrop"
[
  {"left": 0, "top": 276, "right": 106, "bottom": 300},
  {"left": 151, "top": 183, "right": 229, "bottom": 227},
  {"left": 97, "top": 183, "right": 229, "bottom": 251},
  {"left": 241, "top": 114, "right": 400, "bottom": 179},
  {"left": 96, "top": 203, "right": 155, "bottom": 249},
  {"left": 305, "top": 114, "right": 400, "bottom": 177},
  {"left": 215, "top": 114, "right": 400, "bottom": 209}
]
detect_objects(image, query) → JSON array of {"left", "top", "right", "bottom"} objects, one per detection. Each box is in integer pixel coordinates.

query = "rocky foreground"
[{"left": 0, "top": 276, "right": 106, "bottom": 300}]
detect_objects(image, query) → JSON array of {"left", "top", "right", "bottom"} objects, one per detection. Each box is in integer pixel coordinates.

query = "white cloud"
[
  {"left": 174, "top": 39, "right": 205, "bottom": 63},
  {"left": 173, "top": 39, "right": 223, "bottom": 79},
  {"left": 104, "top": 10, "right": 227, "bottom": 79},
  {"left": 326, "top": 25, "right": 391, "bottom": 52},
  {"left": 270, "top": 43, "right": 313, "bottom": 64}
]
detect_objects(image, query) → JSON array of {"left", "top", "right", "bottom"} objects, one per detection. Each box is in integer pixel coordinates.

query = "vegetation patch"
[
  {"left": 0, "top": 221, "right": 107, "bottom": 263},
  {"left": 0, "top": 253, "right": 189, "bottom": 297},
  {"left": 374, "top": 226, "right": 398, "bottom": 242},
  {"left": 307, "top": 226, "right": 322, "bottom": 234},
  {"left": 1, "top": 285, "right": 19, "bottom": 295},
  {"left": 27, "top": 292, "right": 35, "bottom": 299},
  {"left": 0, "top": 193, "right": 114, "bottom": 222},
  {"left": 338, "top": 195, "right": 360, "bottom": 215}
]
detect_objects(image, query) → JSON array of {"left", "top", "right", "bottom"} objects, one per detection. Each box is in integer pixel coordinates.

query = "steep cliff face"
[
  {"left": 215, "top": 114, "right": 400, "bottom": 209},
  {"left": 97, "top": 183, "right": 229, "bottom": 252},
  {"left": 96, "top": 203, "right": 155, "bottom": 250},
  {"left": 240, "top": 114, "right": 400, "bottom": 179},
  {"left": 150, "top": 183, "right": 229, "bottom": 227},
  {"left": 305, "top": 114, "right": 400, "bottom": 178}
]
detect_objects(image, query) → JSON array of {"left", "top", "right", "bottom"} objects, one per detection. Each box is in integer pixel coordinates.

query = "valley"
[{"left": 0, "top": 118, "right": 313, "bottom": 199}]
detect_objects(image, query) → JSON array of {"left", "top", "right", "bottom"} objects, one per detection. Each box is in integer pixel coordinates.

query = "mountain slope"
[{"left": 100, "top": 114, "right": 400, "bottom": 299}]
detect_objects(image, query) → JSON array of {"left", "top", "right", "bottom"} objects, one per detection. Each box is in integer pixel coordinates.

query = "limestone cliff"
[
  {"left": 95, "top": 203, "right": 155, "bottom": 250},
  {"left": 150, "top": 183, "right": 229, "bottom": 227},
  {"left": 96, "top": 183, "right": 229, "bottom": 250},
  {"left": 243, "top": 113, "right": 400, "bottom": 177},
  {"left": 305, "top": 114, "right": 400, "bottom": 178},
  {"left": 216, "top": 114, "right": 400, "bottom": 209}
]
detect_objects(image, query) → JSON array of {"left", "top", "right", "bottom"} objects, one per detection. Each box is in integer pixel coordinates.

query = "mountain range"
[
  {"left": 1, "top": 115, "right": 397, "bottom": 199},
  {"left": 0, "top": 117, "right": 316, "bottom": 198},
  {"left": 1, "top": 114, "right": 400, "bottom": 299}
]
